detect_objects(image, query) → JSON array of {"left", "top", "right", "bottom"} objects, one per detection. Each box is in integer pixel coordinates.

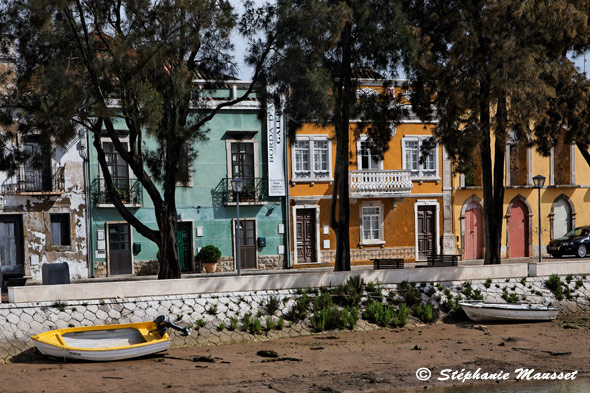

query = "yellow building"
[
  {"left": 451, "top": 134, "right": 588, "bottom": 260},
  {"left": 288, "top": 79, "right": 454, "bottom": 267}
]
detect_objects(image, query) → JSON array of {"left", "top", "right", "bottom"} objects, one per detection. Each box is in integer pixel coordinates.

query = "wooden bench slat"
[{"left": 372, "top": 258, "right": 404, "bottom": 269}]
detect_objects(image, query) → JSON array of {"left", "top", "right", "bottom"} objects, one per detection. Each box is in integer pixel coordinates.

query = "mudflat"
[{"left": 2, "top": 314, "right": 590, "bottom": 393}]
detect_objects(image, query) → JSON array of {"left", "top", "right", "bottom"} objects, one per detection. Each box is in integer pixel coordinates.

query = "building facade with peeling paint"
[
  {"left": 0, "top": 47, "right": 90, "bottom": 283},
  {"left": 85, "top": 82, "right": 289, "bottom": 277}
]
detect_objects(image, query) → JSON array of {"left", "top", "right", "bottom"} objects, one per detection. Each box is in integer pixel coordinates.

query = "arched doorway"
[
  {"left": 551, "top": 195, "right": 574, "bottom": 240},
  {"left": 508, "top": 199, "right": 529, "bottom": 258},
  {"left": 464, "top": 201, "right": 483, "bottom": 259}
]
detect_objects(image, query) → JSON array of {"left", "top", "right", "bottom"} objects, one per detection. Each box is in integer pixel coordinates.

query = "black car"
[{"left": 547, "top": 226, "right": 590, "bottom": 258}]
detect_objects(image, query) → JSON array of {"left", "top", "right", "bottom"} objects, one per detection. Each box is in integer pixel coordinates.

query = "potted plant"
[{"left": 196, "top": 245, "right": 222, "bottom": 273}]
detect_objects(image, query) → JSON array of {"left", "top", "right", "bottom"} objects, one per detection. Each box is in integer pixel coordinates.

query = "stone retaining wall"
[{"left": 1, "top": 273, "right": 588, "bottom": 363}]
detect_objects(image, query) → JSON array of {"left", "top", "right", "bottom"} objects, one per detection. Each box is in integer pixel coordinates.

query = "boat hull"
[
  {"left": 459, "top": 302, "right": 559, "bottom": 322},
  {"left": 32, "top": 321, "right": 170, "bottom": 361}
]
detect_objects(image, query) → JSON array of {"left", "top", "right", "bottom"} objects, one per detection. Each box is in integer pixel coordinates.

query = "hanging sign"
[{"left": 267, "top": 97, "right": 286, "bottom": 196}]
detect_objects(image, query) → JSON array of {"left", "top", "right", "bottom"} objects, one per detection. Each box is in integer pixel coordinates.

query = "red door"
[
  {"left": 465, "top": 201, "right": 483, "bottom": 259},
  {"left": 509, "top": 200, "right": 529, "bottom": 257}
]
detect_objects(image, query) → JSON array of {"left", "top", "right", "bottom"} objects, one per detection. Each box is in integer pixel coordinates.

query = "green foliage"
[
  {"left": 242, "top": 313, "right": 251, "bottom": 331},
  {"left": 52, "top": 301, "right": 67, "bottom": 312},
  {"left": 285, "top": 294, "right": 312, "bottom": 322},
  {"left": 461, "top": 281, "right": 473, "bottom": 297},
  {"left": 414, "top": 303, "right": 437, "bottom": 323},
  {"left": 311, "top": 306, "right": 345, "bottom": 332},
  {"left": 520, "top": 277, "right": 527, "bottom": 286},
  {"left": 229, "top": 317, "right": 238, "bottom": 331},
  {"left": 484, "top": 278, "right": 492, "bottom": 289},
  {"left": 196, "top": 245, "right": 222, "bottom": 264},
  {"left": 207, "top": 305, "right": 217, "bottom": 315},
  {"left": 264, "top": 296, "right": 281, "bottom": 316},
  {"left": 575, "top": 279, "right": 584, "bottom": 290},
  {"left": 396, "top": 281, "right": 422, "bottom": 307},
  {"left": 545, "top": 274, "right": 565, "bottom": 301},
  {"left": 362, "top": 301, "right": 407, "bottom": 327},
  {"left": 502, "top": 291, "right": 520, "bottom": 304},
  {"left": 313, "top": 292, "right": 333, "bottom": 312},
  {"left": 217, "top": 323, "right": 225, "bottom": 331},
  {"left": 392, "top": 304, "right": 409, "bottom": 327},
  {"left": 277, "top": 317, "right": 285, "bottom": 330},
  {"left": 472, "top": 289, "right": 484, "bottom": 301},
  {"left": 249, "top": 318, "right": 263, "bottom": 335},
  {"left": 265, "top": 317, "right": 276, "bottom": 331},
  {"left": 565, "top": 274, "right": 574, "bottom": 284},
  {"left": 332, "top": 277, "right": 363, "bottom": 308}
]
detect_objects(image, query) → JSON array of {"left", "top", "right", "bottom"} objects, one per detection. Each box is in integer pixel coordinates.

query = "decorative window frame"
[
  {"left": 401, "top": 135, "right": 439, "bottom": 181},
  {"left": 225, "top": 138, "right": 260, "bottom": 180},
  {"left": 356, "top": 135, "right": 383, "bottom": 170},
  {"left": 291, "top": 135, "right": 333, "bottom": 182},
  {"left": 359, "top": 201, "right": 385, "bottom": 246},
  {"left": 100, "top": 136, "right": 131, "bottom": 180}
]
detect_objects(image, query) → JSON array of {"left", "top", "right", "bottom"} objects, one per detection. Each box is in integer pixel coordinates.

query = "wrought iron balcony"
[
  {"left": 350, "top": 169, "right": 413, "bottom": 197},
  {"left": 216, "top": 177, "right": 268, "bottom": 205},
  {"left": 1, "top": 166, "right": 65, "bottom": 195},
  {"left": 91, "top": 178, "right": 143, "bottom": 206}
]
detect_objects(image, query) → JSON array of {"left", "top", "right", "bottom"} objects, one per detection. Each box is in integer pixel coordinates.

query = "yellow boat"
[{"left": 31, "top": 316, "right": 190, "bottom": 361}]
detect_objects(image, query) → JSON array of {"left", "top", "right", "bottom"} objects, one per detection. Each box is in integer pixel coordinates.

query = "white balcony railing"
[{"left": 350, "top": 170, "right": 413, "bottom": 196}]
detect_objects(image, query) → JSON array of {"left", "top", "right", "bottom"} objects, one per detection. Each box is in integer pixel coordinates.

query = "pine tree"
[
  {"left": 2, "top": 0, "right": 269, "bottom": 278},
  {"left": 248, "top": 0, "right": 416, "bottom": 270},
  {"left": 407, "top": 0, "right": 590, "bottom": 264}
]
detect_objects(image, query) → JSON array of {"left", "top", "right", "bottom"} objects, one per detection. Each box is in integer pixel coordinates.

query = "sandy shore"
[{"left": 2, "top": 313, "right": 590, "bottom": 393}]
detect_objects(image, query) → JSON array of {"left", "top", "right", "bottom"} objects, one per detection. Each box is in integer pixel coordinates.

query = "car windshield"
[{"left": 564, "top": 228, "right": 589, "bottom": 237}]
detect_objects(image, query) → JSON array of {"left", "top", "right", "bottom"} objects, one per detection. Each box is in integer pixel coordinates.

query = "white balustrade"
[{"left": 350, "top": 170, "right": 413, "bottom": 196}]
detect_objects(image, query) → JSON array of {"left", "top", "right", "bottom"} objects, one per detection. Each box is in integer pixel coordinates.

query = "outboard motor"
[{"left": 153, "top": 315, "right": 192, "bottom": 336}]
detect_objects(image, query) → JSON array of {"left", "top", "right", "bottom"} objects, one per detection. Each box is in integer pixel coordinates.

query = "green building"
[{"left": 86, "top": 82, "right": 288, "bottom": 277}]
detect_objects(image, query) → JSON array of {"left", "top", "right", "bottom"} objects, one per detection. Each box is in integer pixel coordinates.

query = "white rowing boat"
[
  {"left": 31, "top": 315, "right": 190, "bottom": 361},
  {"left": 459, "top": 301, "right": 559, "bottom": 322}
]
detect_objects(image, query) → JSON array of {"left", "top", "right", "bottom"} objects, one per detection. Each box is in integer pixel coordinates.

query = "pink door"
[
  {"left": 465, "top": 201, "right": 483, "bottom": 259},
  {"left": 509, "top": 200, "right": 529, "bottom": 257}
]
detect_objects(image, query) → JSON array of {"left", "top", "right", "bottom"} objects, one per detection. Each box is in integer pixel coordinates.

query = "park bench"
[
  {"left": 372, "top": 258, "right": 405, "bottom": 270},
  {"left": 0, "top": 265, "right": 27, "bottom": 292},
  {"left": 423, "top": 254, "right": 459, "bottom": 267}
]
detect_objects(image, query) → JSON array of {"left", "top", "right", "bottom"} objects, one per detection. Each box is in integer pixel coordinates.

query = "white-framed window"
[
  {"left": 360, "top": 203, "right": 384, "bottom": 244},
  {"left": 402, "top": 136, "right": 438, "bottom": 179},
  {"left": 356, "top": 136, "right": 383, "bottom": 170},
  {"left": 292, "top": 136, "right": 332, "bottom": 180}
]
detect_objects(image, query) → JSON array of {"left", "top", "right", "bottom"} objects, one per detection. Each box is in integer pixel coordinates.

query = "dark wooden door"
[
  {"left": 0, "top": 215, "right": 23, "bottom": 267},
  {"left": 177, "top": 222, "right": 193, "bottom": 272},
  {"left": 108, "top": 223, "right": 132, "bottom": 275},
  {"left": 237, "top": 220, "right": 257, "bottom": 269},
  {"left": 296, "top": 209, "right": 316, "bottom": 263},
  {"left": 417, "top": 206, "right": 436, "bottom": 259}
]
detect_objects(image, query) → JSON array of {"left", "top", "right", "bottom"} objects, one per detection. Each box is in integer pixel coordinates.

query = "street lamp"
[
  {"left": 533, "top": 174, "right": 546, "bottom": 263},
  {"left": 231, "top": 177, "right": 244, "bottom": 276}
]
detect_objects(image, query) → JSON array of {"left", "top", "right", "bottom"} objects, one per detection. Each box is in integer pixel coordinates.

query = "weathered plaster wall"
[
  {"left": 1, "top": 273, "right": 588, "bottom": 363},
  {"left": 0, "top": 143, "right": 88, "bottom": 281}
]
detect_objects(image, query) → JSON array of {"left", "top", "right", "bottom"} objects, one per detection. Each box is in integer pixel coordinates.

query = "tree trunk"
[
  {"left": 157, "top": 203, "right": 181, "bottom": 279},
  {"left": 330, "top": 22, "right": 353, "bottom": 272},
  {"left": 480, "top": 82, "right": 504, "bottom": 265}
]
